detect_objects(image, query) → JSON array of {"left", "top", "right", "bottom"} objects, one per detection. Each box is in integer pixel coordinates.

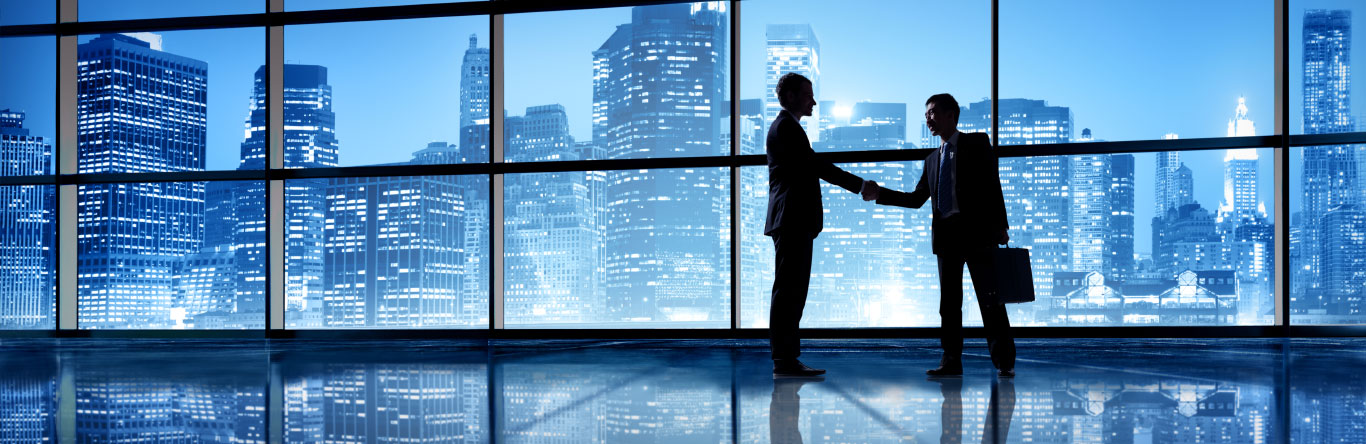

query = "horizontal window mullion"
[
  {"left": 997, "top": 135, "right": 1281, "bottom": 158},
  {"left": 2, "top": 1, "right": 706, "bottom": 38},
  {"left": 0, "top": 23, "right": 56, "bottom": 37},
  {"left": 1288, "top": 132, "right": 1366, "bottom": 147},
  {"left": 0, "top": 175, "right": 59, "bottom": 186},
  {"left": 62, "top": 170, "right": 265, "bottom": 184}
]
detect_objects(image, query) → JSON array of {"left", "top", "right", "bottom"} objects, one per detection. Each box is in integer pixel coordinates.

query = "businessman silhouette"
[
  {"left": 765, "top": 72, "right": 880, "bottom": 377},
  {"left": 866, "top": 93, "right": 1015, "bottom": 377}
]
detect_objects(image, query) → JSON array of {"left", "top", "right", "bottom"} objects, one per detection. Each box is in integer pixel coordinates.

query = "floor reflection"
[{"left": 2, "top": 338, "right": 1363, "bottom": 442}]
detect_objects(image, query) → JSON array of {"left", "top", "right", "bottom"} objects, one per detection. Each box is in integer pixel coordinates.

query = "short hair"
[
  {"left": 925, "top": 93, "right": 960, "bottom": 120},
  {"left": 776, "top": 73, "right": 812, "bottom": 109}
]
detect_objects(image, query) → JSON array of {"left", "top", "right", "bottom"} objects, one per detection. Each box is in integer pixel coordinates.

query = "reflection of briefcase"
[{"left": 988, "top": 245, "right": 1035, "bottom": 305}]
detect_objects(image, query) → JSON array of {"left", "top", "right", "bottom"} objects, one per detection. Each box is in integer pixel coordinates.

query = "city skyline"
[{"left": 0, "top": 2, "right": 1361, "bottom": 328}]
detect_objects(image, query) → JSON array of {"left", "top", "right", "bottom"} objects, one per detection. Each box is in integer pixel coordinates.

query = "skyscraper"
[
  {"left": 457, "top": 39, "right": 492, "bottom": 327},
  {"left": 738, "top": 99, "right": 772, "bottom": 326},
  {"left": 808, "top": 103, "right": 913, "bottom": 326},
  {"left": 237, "top": 65, "right": 338, "bottom": 328},
  {"left": 0, "top": 110, "right": 54, "bottom": 328},
  {"left": 1072, "top": 150, "right": 1111, "bottom": 275},
  {"left": 960, "top": 98, "right": 1073, "bottom": 309},
  {"left": 1321, "top": 206, "right": 1366, "bottom": 315},
  {"left": 592, "top": 3, "right": 729, "bottom": 323},
  {"left": 1110, "top": 154, "right": 1137, "bottom": 285},
  {"left": 1154, "top": 136, "right": 1182, "bottom": 216},
  {"left": 460, "top": 34, "right": 490, "bottom": 130},
  {"left": 1223, "top": 97, "right": 1262, "bottom": 224},
  {"left": 76, "top": 34, "right": 207, "bottom": 329},
  {"left": 765, "top": 23, "right": 819, "bottom": 141},
  {"left": 1300, "top": 9, "right": 1355, "bottom": 309},
  {"left": 323, "top": 164, "right": 470, "bottom": 327},
  {"left": 503, "top": 105, "right": 602, "bottom": 324}
]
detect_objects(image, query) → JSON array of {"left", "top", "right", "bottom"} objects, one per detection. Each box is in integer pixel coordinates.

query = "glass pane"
[
  {"left": 0, "top": 0, "right": 54, "bottom": 25},
  {"left": 78, "top": 0, "right": 259, "bottom": 21},
  {"left": 740, "top": 0, "right": 986, "bottom": 151},
  {"left": 74, "top": 351, "right": 267, "bottom": 442},
  {"left": 742, "top": 150, "right": 1275, "bottom": 328},
  {"left": 283, "top": 358, "right": 489, "bottom": 441},
  {"left": 77, "top": 30, "right": 265, "bottom": 173},
  {"left": 505, "top": 2, "right": 731, "bottom": 161},
  {"left": 740, "top": 163, "right": 935, "bottom": 328},
  {"left": 77, "top": 181, "right": 265, "bottom": 329},
  {"left": 290, "top": 175, "right": 489, "bottom": 328},
  {"left": 1291, "top": 145, "right": 1366, "bottom": 323},
  {"left": 1, "top": 36, "right": 55, "bottom": 177},
  {"left": 288, "top": 0, "right": 477, "bottom": 11},
  {"left": 1293, "top": 1, "right": 1365, "bottom": 135},
  {"left": 1003, "top": 0, "right": 1272, "bottom": 141},
  {"left": 285, "top": 17, "right": 489, "bottom": 167},
  {"left": 505, "top": 167, "right": 730, "bottom": 328},
  {"left": 0, "top": 184, "right": 54, "bottom": 329}
]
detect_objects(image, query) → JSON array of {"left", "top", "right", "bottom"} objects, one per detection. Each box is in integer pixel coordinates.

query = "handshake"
[{"left": 859, "top": 180, "right": 880, "bottom": 202}]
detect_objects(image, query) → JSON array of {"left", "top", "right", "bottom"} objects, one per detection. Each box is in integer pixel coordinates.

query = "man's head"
[
  {"left": 924, "top": 93, "right": 960, "bottom": 138},
  {"left": 777, "top": 73, "right": 816, "bottom": 118}
]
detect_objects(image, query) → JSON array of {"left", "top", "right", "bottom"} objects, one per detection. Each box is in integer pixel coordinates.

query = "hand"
[
  {"left": 860, "top": 180, "right": 880, "bottom": 201},
  {"left": 998, "top": 230, "right": 1010, "bottom": 245}
]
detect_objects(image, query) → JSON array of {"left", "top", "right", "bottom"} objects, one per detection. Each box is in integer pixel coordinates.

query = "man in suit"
[
  {"left": 765, "top": 72, "right": 880, "bottom": 377},
  {"left": 864, "top": 93, "right": 1015, "bottom": 377}
]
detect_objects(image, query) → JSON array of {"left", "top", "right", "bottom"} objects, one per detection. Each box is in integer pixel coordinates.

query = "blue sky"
[{"left": 3, "top": 0, "right": 1360, "bottom": 253}]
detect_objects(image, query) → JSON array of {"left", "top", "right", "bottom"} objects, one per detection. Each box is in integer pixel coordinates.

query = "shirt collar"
[{"left": 944, "top": 131, "right": 960, "bottom": 148}]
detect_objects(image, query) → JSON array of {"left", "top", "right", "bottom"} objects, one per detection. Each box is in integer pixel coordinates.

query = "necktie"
[{"left": 937, "top": 143, "right": 954, "bottom": 215}]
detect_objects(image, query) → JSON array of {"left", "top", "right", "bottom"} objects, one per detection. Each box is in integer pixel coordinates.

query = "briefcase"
[{"left": 987, "top": 246, "right": 1035, "bottom": 305}]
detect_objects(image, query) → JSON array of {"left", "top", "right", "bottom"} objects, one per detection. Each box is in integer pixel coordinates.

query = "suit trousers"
[
  {"left": 770, "top": 231, "right": 814, "bottom": 361},
  {"left": 937, "top": 248, "right": 1016, "bottom": 370}
]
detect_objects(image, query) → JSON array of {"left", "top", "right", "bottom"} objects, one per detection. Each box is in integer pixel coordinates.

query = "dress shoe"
[
  {"left": 926, "top": 358, "right": 963, "bottom": 377},
  {"left": 773, "top": 359, "right": 826, "bottom": 377},
  {"left": 997, "top": 368, "right": 1015, "bottom": 378}
]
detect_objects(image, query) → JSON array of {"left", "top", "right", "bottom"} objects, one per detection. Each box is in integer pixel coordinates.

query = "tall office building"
[
  {"left": 1321, "top": 206, "right": 1366, "bottom": 315},
  {"left": 593, "top": 3, "right": 729, "bottom": 323},
  {"left": 1174, "top": 163, "right": 1195, "bottom": 209},
  {"left": 460, "top": 34, "right": 490, "bottom": 130},
  {"left": 322, "top": 159, "right": 470, "bottom": 327},
  {"left": 765, "top": 23, "right": 819, "bottom": 141},
  {"left": 737, "top": 99, "right": 772, "bottom": 326},
  {"left": 1072, "top": 151, "right": 1111, "bottom": 275},
  {"left": 1155, "top": 137, "right": 1182, "bottom": 216},
  {"left": 1223, "top": 97, "right": 1262, "bottom": 224},
  {"left": 0, "top": 110, "right": 54, "bottom": 328},
  {"left": 237, "top": 65, "right": 338, "bottom": 328},
  {"left": 457, "top": 40, "right": 492, "bottom": 327},
  {"left": 76, "top": 34, "right": 207, "bottom": 329},
  {"left": 960, "top": 98, "right": 1073, "bottom": 308},
  {"left": 808, "top": 104, "right": 915, "bottom": 326},
  {"left": 503, "top": 105, "right": 603, "bottom": 324},
  {"left": 1110, "top": 154, "right": 1137, "bottom": 285},
  {"left": 1300, "top": 10, "right": 1355, "bottom": 309}
]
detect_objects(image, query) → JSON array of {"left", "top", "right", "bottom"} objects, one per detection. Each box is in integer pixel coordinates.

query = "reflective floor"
[{"left": 0, "top": 338, "right": 1362, "bottom": 443}]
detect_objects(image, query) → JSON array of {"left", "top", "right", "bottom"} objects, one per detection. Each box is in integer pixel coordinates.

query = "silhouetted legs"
[
  {"left": 936, "top": 250, "right": 1016, "bottom": 371},
  {"left": 770, "top": 232, "right": 814, "bottom": 362}
]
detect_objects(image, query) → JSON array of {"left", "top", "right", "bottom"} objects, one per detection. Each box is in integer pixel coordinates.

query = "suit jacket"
[
  {"left": 876, "top": 131, "right": 1008, "bottom": 254},
  {"left": 764, "top": 109, "right": 864, "bottom": 237}
]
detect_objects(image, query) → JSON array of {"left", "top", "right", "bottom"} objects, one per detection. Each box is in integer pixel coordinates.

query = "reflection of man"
[
  {"left": 867, "top": 93, "right": 1015, "bottom": 377},
  {"left": 935, "top": 378, "right": 1016, "bottom": 444},
  {"left": 765, "top": 72, "right": 880, "bottom": 377},
  {"left": 770, "top": 377, "right": 821, "bottom": 443}
]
